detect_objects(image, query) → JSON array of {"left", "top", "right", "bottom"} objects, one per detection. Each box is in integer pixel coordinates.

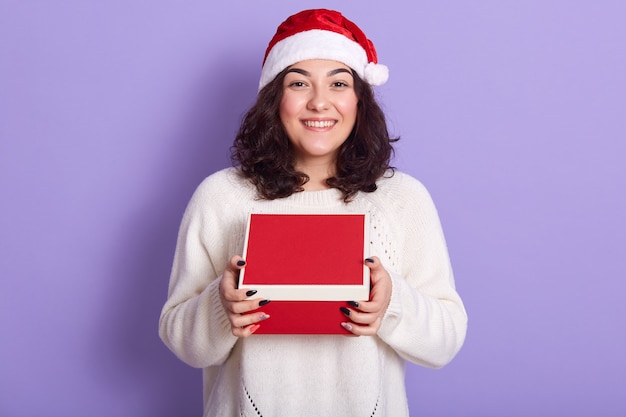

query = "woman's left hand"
[{"left": 340, "top": 256, "right": 392, "bottom": 336}]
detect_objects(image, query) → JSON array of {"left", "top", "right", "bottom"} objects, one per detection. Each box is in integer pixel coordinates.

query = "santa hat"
[{"left": 259, "top": 9, "right": 389, "bottom": 90}]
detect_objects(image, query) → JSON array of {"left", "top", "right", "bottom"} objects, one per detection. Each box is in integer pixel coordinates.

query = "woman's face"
[{"left": 279, "top": 59, "right": 358, "bottom": 170}]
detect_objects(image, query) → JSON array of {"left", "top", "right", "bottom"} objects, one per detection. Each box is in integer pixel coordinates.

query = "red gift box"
[{"left": 238, "top": 213, "right": 370, "bottom": 334}]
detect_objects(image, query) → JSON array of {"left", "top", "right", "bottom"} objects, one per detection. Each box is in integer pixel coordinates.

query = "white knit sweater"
[{"left": 159, "top": 167, "right": 467, "bottom": 417}]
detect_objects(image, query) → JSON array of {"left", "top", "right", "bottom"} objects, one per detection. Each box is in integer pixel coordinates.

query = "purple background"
[{"left": 1, "top": 1, "right": 624, "bottom": 416}]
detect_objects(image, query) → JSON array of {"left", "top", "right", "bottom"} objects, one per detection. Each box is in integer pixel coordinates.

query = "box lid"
[{"left": 238, "top": 213, "right": 370, "bottom": 301}]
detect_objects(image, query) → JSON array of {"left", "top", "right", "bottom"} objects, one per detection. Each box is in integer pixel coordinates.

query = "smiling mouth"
[{"left": 302, "top": 120, "right": 336, "bottom": 128}]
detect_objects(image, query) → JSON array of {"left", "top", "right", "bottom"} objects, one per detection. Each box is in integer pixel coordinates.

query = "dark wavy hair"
[{"left": 231, "top": 67, "right": 398, "bottom": 202}]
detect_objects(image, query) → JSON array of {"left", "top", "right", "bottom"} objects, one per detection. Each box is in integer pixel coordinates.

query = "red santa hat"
[{"left": 259, "top": 9, "right": 389, "bottom": 90}]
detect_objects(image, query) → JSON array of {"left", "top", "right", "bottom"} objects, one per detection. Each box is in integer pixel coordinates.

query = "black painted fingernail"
[
  {"left": 348, "top": 301, "right": 359, "bottom": 308},
  {"left": 365, "top": 258, "right": 374, "bottom": 263},
  {"left": 246, "top": 290, "right": 257, "bottom": 297},
  {"left": 259, "top": 299, "right": 271, "bottom": 306},
  {"left": 237, "top": 260, "right": 246, "bottom": 266},
  {"left": 340, "top": 307, "right": 351, "bottom": 316}
]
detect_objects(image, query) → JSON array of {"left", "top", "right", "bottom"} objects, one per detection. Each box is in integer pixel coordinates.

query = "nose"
[{"left": 306, "top": 87, "right": 329, "bottom": 111}]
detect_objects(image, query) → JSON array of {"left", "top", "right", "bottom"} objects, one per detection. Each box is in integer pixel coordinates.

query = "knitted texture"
[{"left": 159, "top": 167, "right": 467, "bottom": 417}]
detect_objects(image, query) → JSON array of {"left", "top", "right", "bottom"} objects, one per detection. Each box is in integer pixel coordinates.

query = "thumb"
[
  {"left": 365, "top": 256, "right": 383, "bottom": 271},
  {"left": 223, "top": 256, "right": 246, "bottom": 287},
  {"left": 365, "top": 256, "right": 388, "bottom": 284}
]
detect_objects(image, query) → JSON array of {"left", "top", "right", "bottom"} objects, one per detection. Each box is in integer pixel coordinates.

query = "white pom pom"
[{"left": 363, "top": 63, "right": 389, "bottom": 86}]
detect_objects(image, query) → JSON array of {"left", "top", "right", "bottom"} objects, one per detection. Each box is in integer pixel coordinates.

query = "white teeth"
[{"left": 303, "top": 120, "right": 335, "bottom": 128}]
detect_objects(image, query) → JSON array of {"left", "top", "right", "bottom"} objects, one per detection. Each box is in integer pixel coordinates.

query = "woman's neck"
[{"left": 296, "top": 160, "right": 336, "bottom": 191}]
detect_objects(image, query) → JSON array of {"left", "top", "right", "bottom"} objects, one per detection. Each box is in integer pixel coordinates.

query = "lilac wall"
[{"left": 1, "top": 1, "right": 624, "bottom": 416}]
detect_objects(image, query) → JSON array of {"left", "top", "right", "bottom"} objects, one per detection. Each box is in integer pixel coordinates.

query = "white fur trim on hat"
[
  {"left": 259, "top": 29, "right": 387, "bottom": 90},
  {"left": 364, "top": 62, "right": 389, "bottom": 86}
]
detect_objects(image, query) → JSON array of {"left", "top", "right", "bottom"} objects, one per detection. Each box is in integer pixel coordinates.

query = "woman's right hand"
[{"left": 219, "top": 255, "right": 271, "bottom": 337}]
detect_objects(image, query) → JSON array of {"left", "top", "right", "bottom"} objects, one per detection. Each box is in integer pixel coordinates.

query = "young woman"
[{"left": 160, "top": 9, "right": 467, "bottom": 416}]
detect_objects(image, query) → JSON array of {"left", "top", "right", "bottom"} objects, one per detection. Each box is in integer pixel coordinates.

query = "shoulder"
[
  {"left": 367, "top": 170, "right": 442, "bottom": 222},
  {"left": 375, "top": 170, "right": 433, "bottom": 202},
  {"left": 369, "top": 171, "right": 448, "bottom": 242},
  {"left": 193, "top": 167, "right": 255, "bottom": 198},
  {"left": 185, "top": 167, "right": 256, "bottom": 214}
]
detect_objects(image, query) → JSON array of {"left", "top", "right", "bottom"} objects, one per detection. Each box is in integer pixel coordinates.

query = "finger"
[
  {"left": 232, "top": 323, "right": 262, "bottom": 338},
  {"left": 363, "top": 255, "right": 392, "bottom": 311},
  {"left": 222, "top": 287, "right": 261, "bottom": 304},
  {"left": 341, "top": 317, "right": 380, "bottom": 336},
  {"left": 365, "top": 257, "right": 391, "bottom": 287},
  {"left": 340, "top": 322, "right": 359, "bottom": 336},
  {"left": 228, "top": 298, "right": 271, "bottom": 315},
  {"left": 350, "top": 293, "right": 387, "bottom": 314},
  {"left": 230, "top": 312, "right": 271, "bottom": 337},
  {"left": 346, "top": 285, "right": 388, "bottom": 314},
  {"left": 340, "top": 306, "right": 378, "bottom": 325},
  {"left": 223, "top": 255, "right": 246, "bottom": 278},
  {"left": 222, "top": 256, "right": 258, "bottom": 302},
  {"left": 346, "top": 299, "right": 377, "bottom": 314},
  {"left": 341, "top": 257, "right": 384, "bottom": 314},
  {"left": 230, "top": 255, "right": 247, "bottom": 270},
  {"left": 364, "top": 256, "right": 384, "bottom": 274},
  {"left": 231, "top": 311, "right": 271, "bottom": 329}
]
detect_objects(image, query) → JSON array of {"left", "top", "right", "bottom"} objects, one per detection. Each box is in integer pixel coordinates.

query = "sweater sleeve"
[
  {"left": 158, "top": 177, "right": 239, "bottom": 368},
  {"left": 376, "top": 175, "right": 467, "bottom": 369}
]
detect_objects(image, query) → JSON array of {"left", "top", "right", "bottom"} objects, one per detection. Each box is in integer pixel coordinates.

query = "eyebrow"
[{"left": 286, "top": 67, "right": 353, "bottom": 77}]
